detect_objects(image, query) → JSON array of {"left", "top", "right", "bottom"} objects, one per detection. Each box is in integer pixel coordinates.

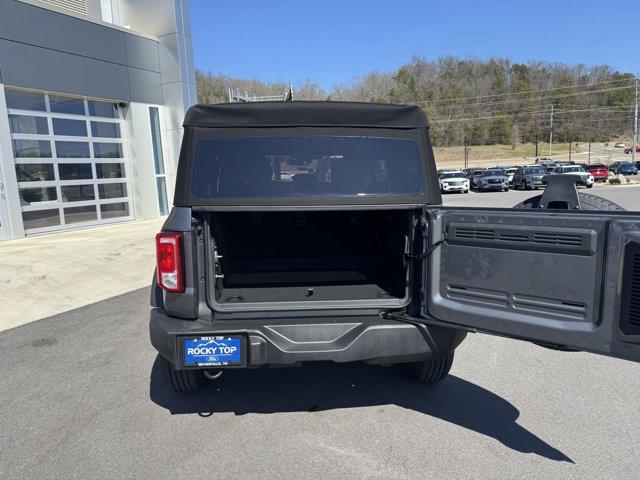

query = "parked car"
[
  {"left": 614, "top": 142, "right": 626, "bottom": 148},
  {"left": 581, "top": 163, "right": 609, "bottom": 182},
  {"left": 151, "top": 101, "right": 640, "bottom": 395},
  {"left": 551, "top": 165, "right": 594, "bottom": 188},
  {"left": 624, "top": 146, "right": 640, "bottom": 154},
  {"left": 466, "top": 169, "right": 485, "bottom": 189},
  {"left": 502, "top": 166, "right": 518, "bottom": 185},
  {"left": 513, "top": 166, "right": 547, "bottom": 190},
  {"left": 535, "top": 156, "right": 554, "bottom": 165},
  {"left": 476, "top": 169, "right": 509, "bottom": 192},
  {"left": 439, "top": 171, "right": 469, "bottom": 193},
  {"left": 609, "top": 161, "right": 639, "bottom": 175}
]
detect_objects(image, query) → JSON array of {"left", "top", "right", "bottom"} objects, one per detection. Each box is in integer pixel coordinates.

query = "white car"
[
  {"left": 502, "top": 167, "right": 517, "bottom": 185},
  {"left": 439, "top": 171, "right": 469, "bottom": 193},
  {"left": 551, "top": 165, "right": 594, "bottom": 188},
  {"left": 614, "top": 142, "right": 626, "bottom": 148}
]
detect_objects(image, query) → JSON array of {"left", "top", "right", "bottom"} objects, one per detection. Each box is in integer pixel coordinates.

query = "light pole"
[
  {"left": 548, "top": 105, "right": 554, "bottom": 156},
  {"left": 633, "top": 78, "right": 638, "bottom": 164}
]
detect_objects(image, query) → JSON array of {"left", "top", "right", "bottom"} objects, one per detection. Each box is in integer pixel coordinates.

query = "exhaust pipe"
[{"left": 204, "top": 369, "right": 223, "bottom": 380}]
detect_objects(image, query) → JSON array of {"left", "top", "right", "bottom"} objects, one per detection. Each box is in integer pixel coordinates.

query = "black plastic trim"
[{"left": 149, "top": 308, "right": 465, "bottom": 369}]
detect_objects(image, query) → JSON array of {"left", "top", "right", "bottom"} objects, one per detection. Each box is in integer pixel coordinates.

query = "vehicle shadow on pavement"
[{"left": 149, "top": 358, "right": 572, "bottom": 462}]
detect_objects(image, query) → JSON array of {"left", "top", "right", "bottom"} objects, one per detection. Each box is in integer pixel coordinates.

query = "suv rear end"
[
  {"left": 150, "top": 102, "right": 466, "bottom": 392},
  {"left": 582, "top": 164, "right": 609, "bottom": 182}
]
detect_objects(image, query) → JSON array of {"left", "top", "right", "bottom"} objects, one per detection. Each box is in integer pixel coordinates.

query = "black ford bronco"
[{"left": 150, "top": 101, "right": 640, "bottom": 393}]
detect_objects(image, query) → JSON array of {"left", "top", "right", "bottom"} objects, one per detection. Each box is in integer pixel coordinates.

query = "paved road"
[
  {"left": 442, "top": 183, "right": 640, "bottom": 209},
  {"left": 0, "top": 219, "right": 161, "bottom": 332},
  {"left": 2, "top": 185, "right": 639, "bottom": 479},
  {"left": 1, "top": 289, "right": 639, "bottom": 479}
]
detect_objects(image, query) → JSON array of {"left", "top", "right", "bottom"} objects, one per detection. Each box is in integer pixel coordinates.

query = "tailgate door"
[{"left": 423, "top": 208, "right": 640, "bottom": 362}]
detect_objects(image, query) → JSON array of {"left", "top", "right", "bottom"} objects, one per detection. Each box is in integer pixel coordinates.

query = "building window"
[
  {"left": 5, "top": 88, "right": 133, "bottom": 234},
  {"left": 149, "top": 107, "right": 169, "bottom": 216}
]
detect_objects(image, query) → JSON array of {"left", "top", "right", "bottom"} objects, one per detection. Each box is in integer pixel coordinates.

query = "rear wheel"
[
  {"left": 159, "top": 355, "right": 206, "bottom": 393},
  {"left": 514, "top": 192, "right": 625, "bottom": 211},
  {"left": 402, "top": 353, "right": 454, "bottom": 384}
]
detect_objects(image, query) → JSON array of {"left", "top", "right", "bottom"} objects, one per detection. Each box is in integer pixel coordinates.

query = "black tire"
[
  {"left": 159, "top": 355, "right": 206, "bottom": 393},
  {"left": 402, "top": 352, "right": 454, "bottom": 384},
  {"left": 522, "top": 180, "right": 529, "bottom": 190},
  {"left": 514, "top": 192, "right": 625, "bottom": 211},
  {"left": 586, "top": 184, "right": 593, "bottom": 188}
]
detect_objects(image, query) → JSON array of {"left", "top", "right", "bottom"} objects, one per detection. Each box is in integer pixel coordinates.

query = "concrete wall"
[
  {"left": 118, "top": 0, "right": 196, "bottom": 187},
  {"left": 0, "top": 0, "right": 163, "bottom": 104}
]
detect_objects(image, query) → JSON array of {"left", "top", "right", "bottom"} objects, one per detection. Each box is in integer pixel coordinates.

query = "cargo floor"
[{"left": 218, "top": 283, "right": 398, "bottom": 304}]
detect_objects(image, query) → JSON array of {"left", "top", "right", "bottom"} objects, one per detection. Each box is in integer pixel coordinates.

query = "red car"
[
  {"left": 581, "top": 163, "right": 609, "bottom": 181},
  {"left": 624, "top": 146, "right": 640, "bottom": 154}
]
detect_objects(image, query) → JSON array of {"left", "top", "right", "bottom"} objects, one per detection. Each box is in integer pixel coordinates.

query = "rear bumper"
[{"left": 150, "top": 308, "right": 465, "bottom": 369}]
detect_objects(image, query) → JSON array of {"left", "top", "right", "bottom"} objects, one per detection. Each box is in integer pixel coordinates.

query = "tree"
[{"left": 195, "top": 56, "right": 636, "bottom": 147}]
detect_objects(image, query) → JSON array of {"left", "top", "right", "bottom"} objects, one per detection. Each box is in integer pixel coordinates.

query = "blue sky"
[{"left": 191, "top": 0, "right": 639, "bottom": 89}]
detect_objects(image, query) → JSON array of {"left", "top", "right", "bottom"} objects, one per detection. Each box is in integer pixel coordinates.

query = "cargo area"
[{"left": 206, "top": 210, "right": 416, "bottom": 307}]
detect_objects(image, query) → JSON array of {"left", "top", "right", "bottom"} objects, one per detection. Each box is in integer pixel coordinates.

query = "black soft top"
[{"left": 183, "top": 101, "right": 428, "bottom": 129}]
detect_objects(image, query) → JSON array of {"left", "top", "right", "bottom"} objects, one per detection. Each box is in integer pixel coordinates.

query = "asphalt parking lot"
[
  {"left": 2, "top": 185, "right": 640, "bottom": 479},
  {"left": 441, "top": 182, "right": 640, "bottom": 210}
]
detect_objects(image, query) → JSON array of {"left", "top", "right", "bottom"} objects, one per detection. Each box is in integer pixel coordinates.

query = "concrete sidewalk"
[{"left": 0, "top": 219, "right": 163, "bottom": 332}]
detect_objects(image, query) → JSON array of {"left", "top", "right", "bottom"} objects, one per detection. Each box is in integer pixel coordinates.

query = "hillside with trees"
[{"left": 196, "top": 56, "right": 637, "bottom": 149}]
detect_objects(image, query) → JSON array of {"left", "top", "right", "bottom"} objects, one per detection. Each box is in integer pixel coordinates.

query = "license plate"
[{"left": 183, "top": 336, "right": 242, "bottom": 367}]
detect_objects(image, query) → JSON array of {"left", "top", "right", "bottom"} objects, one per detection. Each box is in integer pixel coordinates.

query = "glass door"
[{"left": 5, "top": 88, "right": 133, "bottom": 235}]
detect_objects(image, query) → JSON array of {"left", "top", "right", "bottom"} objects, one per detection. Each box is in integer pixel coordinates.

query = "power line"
[
  {"left": 431, "top": 111, "right": 634, "bottom": 128},
  {"left": 428, "top": 115, "right": 636, "bottom": 129},
  {"left": 420, "top": 85, "right": 635, "bottom": 110},
  {"left": 428, "top": 105, "right": 636, "bottom": 123},
  {"left": 422, "top": 77, "right": 636, "bottom": 105}
]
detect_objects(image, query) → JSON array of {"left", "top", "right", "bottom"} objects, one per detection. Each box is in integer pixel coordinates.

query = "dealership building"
[{"left": 0, "top": 0, "right": 196, "bottom": 240}]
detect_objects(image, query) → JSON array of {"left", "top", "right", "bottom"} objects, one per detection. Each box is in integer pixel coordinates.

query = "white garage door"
[{"left": 5, "top": 88, "right": 133, "bottom": 234}]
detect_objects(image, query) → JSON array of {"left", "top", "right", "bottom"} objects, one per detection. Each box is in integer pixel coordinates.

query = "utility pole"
[
  {"left": 464, "top": 138, "right": 469, "bottom": 170},
  {"left": 548, "top": 105, "right": 554, "bottom": 156},
  {"left": 588, "top": 140, "right": 591, "bottom": 164},
  {"left": 535, "top": 134, "right": 539, "bottom": 157},
  {"left": 633, "top": 77, "right": 638, "bottom": 164},
  {"left": 568, "top": 141, "right": 572, "bottom": 162}
]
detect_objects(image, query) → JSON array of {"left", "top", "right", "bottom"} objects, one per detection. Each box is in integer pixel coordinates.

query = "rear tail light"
[{"left": 156, "top": 232, "right": 184, "bottom": 292}]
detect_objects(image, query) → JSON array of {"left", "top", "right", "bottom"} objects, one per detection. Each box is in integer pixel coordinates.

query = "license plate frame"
[{"left": 179, "top": 334, "right": 247, "bottom": 368}]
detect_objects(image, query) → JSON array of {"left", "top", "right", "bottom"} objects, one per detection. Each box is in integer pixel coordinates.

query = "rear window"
[
  {"left": 191, "top": 136, "right": 424, "bottom": 198},
  {"left": 563, "top": 166, "right": 585, "bottom": 173}
]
